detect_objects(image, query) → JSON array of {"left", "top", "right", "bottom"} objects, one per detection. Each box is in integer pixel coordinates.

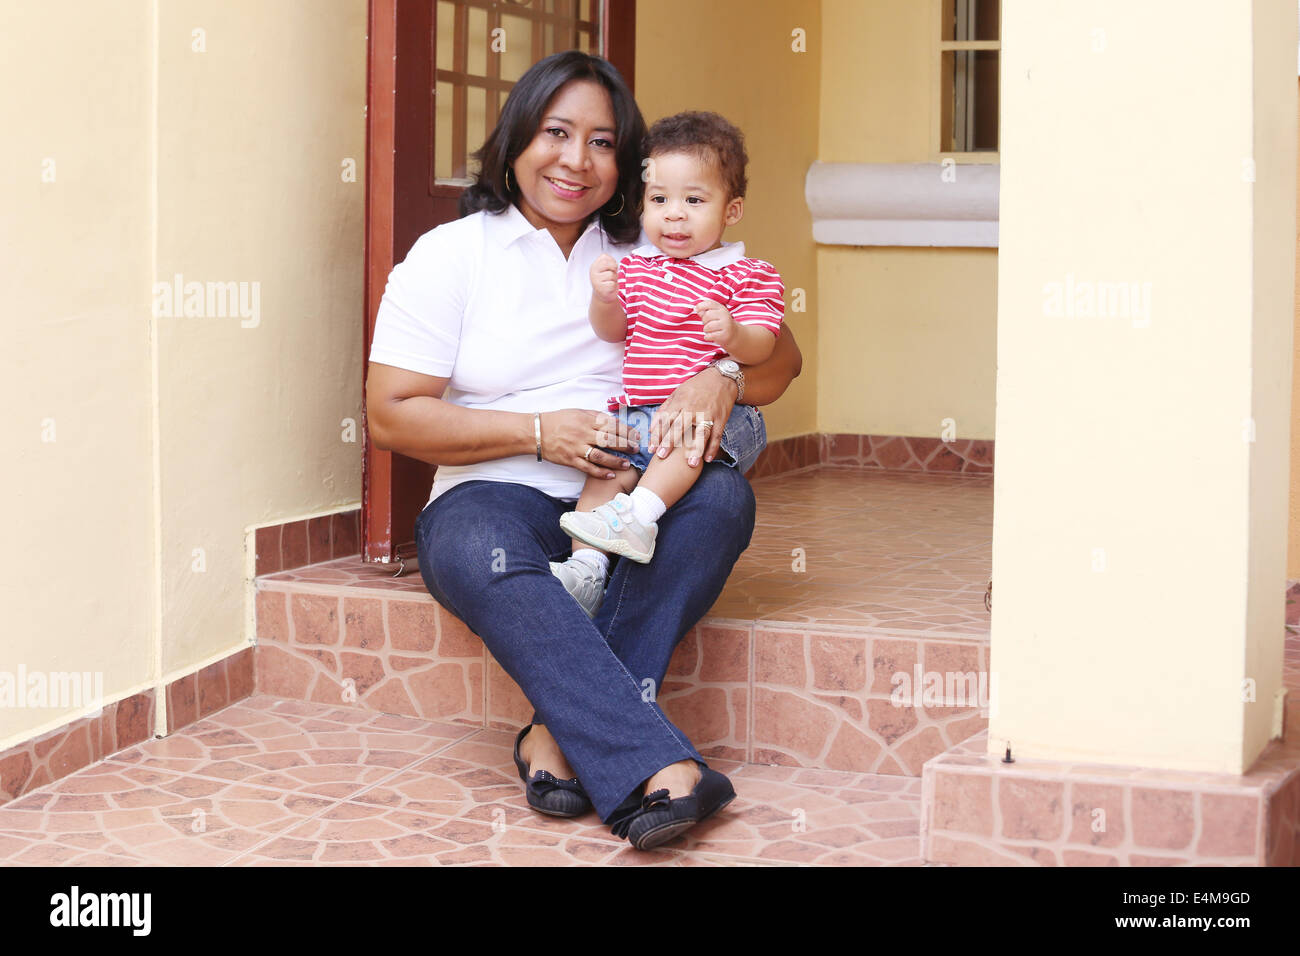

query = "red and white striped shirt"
[{"left": 609, "top": 241, "right": 785, "bottom": 409}]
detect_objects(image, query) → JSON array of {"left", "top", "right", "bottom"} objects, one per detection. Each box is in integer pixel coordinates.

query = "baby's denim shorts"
[{"left": 606, "top": 403, "right": 768, "bottom": 475}]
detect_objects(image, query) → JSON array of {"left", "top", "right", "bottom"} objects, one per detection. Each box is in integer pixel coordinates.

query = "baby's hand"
[
  {"left": 696, "top": 299, "right": 738, "bottom": 348},
  {"left": 590, "top": 254, "right": 619, "bottom": 303}
]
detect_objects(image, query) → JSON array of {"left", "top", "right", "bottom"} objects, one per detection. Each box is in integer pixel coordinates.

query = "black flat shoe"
[
  {"left": 613, "top": 764, "right": 736, "bottom": 850},
  {"left": 512, "top": 724, "right": 592, "bottom": 818}
]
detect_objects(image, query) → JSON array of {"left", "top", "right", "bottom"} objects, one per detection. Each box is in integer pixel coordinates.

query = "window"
[
  {"left": 434, "top": 0, "right": 604, "bottom": 186},
  {"left": 935, "top": 0, "right": 1000, "bottom": 160}
]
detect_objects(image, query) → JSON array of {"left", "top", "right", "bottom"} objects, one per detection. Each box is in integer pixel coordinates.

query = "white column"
[{"left": 990, "top": 0, "right": 1297, "bottom": 772}]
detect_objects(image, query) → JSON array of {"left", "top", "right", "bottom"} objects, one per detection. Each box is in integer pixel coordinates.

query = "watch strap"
[{"left": 709, "top": 359, "right": 745, "bottom": 403}]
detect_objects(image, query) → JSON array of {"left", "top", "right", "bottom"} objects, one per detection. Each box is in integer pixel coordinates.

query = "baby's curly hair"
[{"left": 643, "top": 111, "right": 748, "bottom": 200}]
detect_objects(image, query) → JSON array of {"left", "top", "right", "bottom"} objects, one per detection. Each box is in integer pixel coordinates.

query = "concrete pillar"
[{"left": 990, "top": 0, "right": 1297, "bottom": 773}]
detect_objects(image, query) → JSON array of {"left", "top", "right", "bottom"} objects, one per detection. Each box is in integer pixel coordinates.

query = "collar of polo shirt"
[
  {"left": 484, "top": 201, "right": 608, "bottom": 249},
  {"left": 631, "top": 240, "right": 747, "bottom": 270}
]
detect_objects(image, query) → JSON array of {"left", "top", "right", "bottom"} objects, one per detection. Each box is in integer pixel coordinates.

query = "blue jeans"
[
  {"left": 415, "top": 465, "right": 756, "bottom": 822},
  {"left": 611, "top": 403, "right": 768, "bottom": 474}
]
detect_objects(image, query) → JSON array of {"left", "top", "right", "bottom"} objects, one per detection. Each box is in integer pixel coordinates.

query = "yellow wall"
[
  {"left": 636, "top": 0, "right": 821, "bottom": 440},
  {"left": 1244, "top": 0, "right": 1297, "bottom": 758},
  {"left": 819, "top": 247, "right": 997, "bottom": 436},
  {"left": 0, "top": 0, "right": 366, "bottom": 748},
  {"left": 155, "top": 1, "right": 366, "bottom": 676},
  {"left": 990, "top": 0, "right": 1295, "bottom": 773},
  {"left": 1289, "top": 79, "right": 1300, "bottom": 581},
  {"left": 816, "top": 0, "right": 997, "bottom": 440},
  {"left": 1, "top": 1, "right": 157, "bottom": 744}
]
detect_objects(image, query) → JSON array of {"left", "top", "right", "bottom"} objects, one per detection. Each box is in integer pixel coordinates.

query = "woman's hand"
[
  {"left": 647, "top": 368, "right": 737, "bottom": 468},
  {"left": 540, "top": 408, "right": 639, "bottom": 479},
  {"left": 647, "top": 327, "right": 804, "bottom": 468}
]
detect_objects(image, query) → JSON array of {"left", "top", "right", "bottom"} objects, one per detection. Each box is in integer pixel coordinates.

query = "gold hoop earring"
[
  {"left": 505, "top": 167, "right": 516, "bottom": 192},
  {"left": 603, "top": 192, "right": 625, "bottom": 217}
]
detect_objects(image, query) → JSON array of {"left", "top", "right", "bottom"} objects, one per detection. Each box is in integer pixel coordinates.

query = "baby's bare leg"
[{"left": 636, "top": 443, "right": 704, "bottom": 512}]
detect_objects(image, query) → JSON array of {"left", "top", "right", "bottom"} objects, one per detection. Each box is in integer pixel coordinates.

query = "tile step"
[
  {"left": 255, "top": 580, "right": 991, "bottom": 778},
  {"left": 920, "top": 730, "right": 1300, "bottom": 866}
]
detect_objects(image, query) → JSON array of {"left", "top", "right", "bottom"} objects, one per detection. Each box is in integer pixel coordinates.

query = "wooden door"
[{"left": 361, "top": 0, "right": 636, "bottom": 563}]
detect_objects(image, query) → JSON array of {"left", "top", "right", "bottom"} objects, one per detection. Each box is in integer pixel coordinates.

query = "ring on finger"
[
  {"left": 697, "top": 419, "right": 715, "bottom": 430},
  {"left": 583, "top": 445, "right": 595, "bottom": 461}
]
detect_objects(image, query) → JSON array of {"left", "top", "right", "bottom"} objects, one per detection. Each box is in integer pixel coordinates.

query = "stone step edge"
[
  {"left": 919, "top": 730, "right": 1300, "bottom": 866},
  {"left": 253, "top": 577, "right": 992, "bottom": 644}
]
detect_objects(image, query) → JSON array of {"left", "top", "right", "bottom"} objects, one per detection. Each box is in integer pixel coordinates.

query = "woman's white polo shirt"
[{"left": 369, "top": 203, "right": 633, "bottom": 504}]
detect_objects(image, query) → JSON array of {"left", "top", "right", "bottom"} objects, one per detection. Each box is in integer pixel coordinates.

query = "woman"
[{"left": 366, "top": 51, "right": 802, "bottom": 850}]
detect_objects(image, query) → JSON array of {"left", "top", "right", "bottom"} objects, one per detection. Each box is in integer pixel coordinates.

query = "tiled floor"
[
  {"left": 711, "top": 468, "right": 992, "bottom": 633},
  {"left": 260, "top": 466, "right": 996, "bottom": 637},
  {"left": 0, "top": 695, "right": 924, "bottom": 866}
]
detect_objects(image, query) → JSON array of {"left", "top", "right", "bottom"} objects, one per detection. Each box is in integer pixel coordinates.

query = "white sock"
[
  {"left": 568, "top": 548, "right": 609, "bottom": 579},
  {"left": 628, "top": 487, "right": 667, "bottom": 526}
]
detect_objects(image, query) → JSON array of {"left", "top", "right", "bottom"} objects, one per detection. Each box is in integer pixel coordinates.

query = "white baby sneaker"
[
  {"left": 549, "top": 558, "right": 606, "bottom": 619},
  {"left": 559, "top": 493, "right": 658, "bottom": 564}
]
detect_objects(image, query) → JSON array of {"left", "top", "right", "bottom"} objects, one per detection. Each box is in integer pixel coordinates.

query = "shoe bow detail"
[
  {"left": 529, "top": 768, "right": 584, "bottom": 795},
  {"left": 611, "top": 767, "right": 737, "bottom": 849},
  {"left": 607, "top": 787, "right": 676, "bottom": 839},
  {"left": 640, "top": 787, "right": 671, "bottom": 811},
  {"left": 512, "top": 725, "right": 593, "bottom": 818}
]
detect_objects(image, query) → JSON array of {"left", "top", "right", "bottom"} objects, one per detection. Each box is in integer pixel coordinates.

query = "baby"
[{"left": 550, "top": 110, "right": 785, "bottom": 617}]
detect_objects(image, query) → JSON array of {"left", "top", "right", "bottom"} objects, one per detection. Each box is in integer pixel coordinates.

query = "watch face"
[{"left": 719, "top": 360, "right": 740, "bottom": 374}]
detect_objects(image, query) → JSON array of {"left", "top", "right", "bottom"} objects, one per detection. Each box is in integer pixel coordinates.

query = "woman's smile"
[{"left": 544, "top": 175, "right": 592, "bottom": 199}]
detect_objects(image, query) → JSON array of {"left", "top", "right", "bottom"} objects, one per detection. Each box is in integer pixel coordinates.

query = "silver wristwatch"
[{"left": 709, "top": 358, "right": 745, "bottom": 403}]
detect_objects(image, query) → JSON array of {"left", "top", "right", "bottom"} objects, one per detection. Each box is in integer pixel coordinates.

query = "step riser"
[
  {"left": 921, "top": 731, "right": 1300, "bottom": 866},
  {"left": 256, "top": 586, "right": 990, "bottom": 776}
]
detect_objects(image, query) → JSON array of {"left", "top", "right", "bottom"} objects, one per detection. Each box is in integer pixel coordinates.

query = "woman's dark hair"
[{"left": 459, "top": 51, "right": 645, "bottom": 244}]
